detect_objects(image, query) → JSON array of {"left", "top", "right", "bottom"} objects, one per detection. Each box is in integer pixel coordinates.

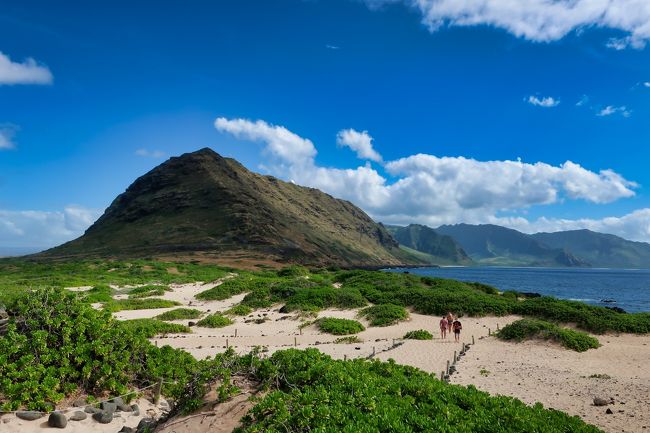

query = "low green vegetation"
[
  {"left": 498, "top": 319, "right": 601, "bottom": 352},
  {"left": 155, "top": 308, "right": 204, "bottom": 321},
  {"left": 104, "top": 298, "right": 181, "bottom": 312},
  {"left": 128, "top": 284, "right": 171, "bottom": 298},
  {"left": 82, "top": 284, "right": 114, "bottom": 303},
  {"left": 237, "top": 349, "right": 603, "bottom": 433},
  {"left": 119, "top": 318, "right": 191, "bottom": 337},
  {"left": 334, "top": 336, "right": 362, "bottom": 344},
  {"left": 359, "top": 303, "right": 409, "bottom": 327},
  {"left": 317, "top": 317, "right": 365, "bottom": 335},
  {"left": 196, "top": 313, "right": 233, "bottom": 328},
  {"left": 403, "top": 329, "right": 433, "bottom": 340},
  {"left": 225, "top": 304, "right": 253, "bottom": 316}
]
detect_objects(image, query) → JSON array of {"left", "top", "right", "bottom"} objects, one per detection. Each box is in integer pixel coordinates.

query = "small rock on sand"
[
  {"left": 69, "top": 411, "right": 87, "bottom": 421},
  {"left": 47, "top": 411, "right": 67, "bottom": 428}
]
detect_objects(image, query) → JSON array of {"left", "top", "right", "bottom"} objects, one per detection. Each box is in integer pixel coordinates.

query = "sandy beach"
[{"left": 2, "top": 280, "right": 647, "bottom": 433}]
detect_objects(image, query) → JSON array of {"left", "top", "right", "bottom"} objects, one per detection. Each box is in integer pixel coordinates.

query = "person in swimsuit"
[
  {"left": 447, "top": 312, "right": 454, "bottom": 333},
  {"left": 453, "top": 319, "right": 462, "bottom": 343},
  {"left": 439, "top": 316, "right": 448, "bottom": 339}
]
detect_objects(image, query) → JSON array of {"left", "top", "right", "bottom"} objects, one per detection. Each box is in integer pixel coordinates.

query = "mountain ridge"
[{"left": 39, "top": 148, "right": 422, "bottom": 267}]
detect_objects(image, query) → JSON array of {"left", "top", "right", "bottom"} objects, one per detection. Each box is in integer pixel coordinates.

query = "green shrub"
[
  {"left": 359, "top": 304, "right": 408, "bottom": 327},
  {"left": 225, "top": 304, "right": 253, "bottom": 316},
  {"left": 317, "top": 317, "right": 365, "bottom": 335},
  {"left": 403, "top": 329, "right": 433, "bottom": 340},
  {"left": 334, "top": 336, "right": 362, "bottom": 344},
  {"left": 196, "top": 276, "right": 271, "bottom": 301},
  {"left": 119, "top": 318, "right": 190, "bottom": 337},
  {"left": 197, "top": 314, "right": 233, "bottom": 328},
  {"left": 128, "top": 284, "right": 171, "bottom": 298},
  {"left": 498, "top": 319, "right": 600, "bottom": 352},
  {"left": 82, "top": 284, "right": 114, "bottom": 303},
  {"left": 155, "top": 308, "right": 204, "bottom": 321},
  {"left": 105, "top": 298, "right": 181, "bottom": 312},
  {"left": 238, "top": 349, "right": 603, "bottom": 433}
]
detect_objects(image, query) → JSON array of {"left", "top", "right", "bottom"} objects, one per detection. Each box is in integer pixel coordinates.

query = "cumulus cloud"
[
  {"left": 215, "top": 117, "right": 644, "bottom": 240},
  {"left": 0, "top": 51, "right": 53, "bottom": 85},
  {"left": 0, "top": 206, "right": 101, "bottom": 253},
  {"left": 597, "top": 105, "right": 631, "bottom": 117},
  {"left": 336, "top": 129, "right": 383, "bottom": 162},
  {"left": 644, "top": 82, "right": 650, "bottom": 88},
  {"left": 215, "top": 117, "right": 317, "bottom": 166},
  {"left": 364, "top": 0, "right": 650, "bottom": 49},
  {"left": 135, "top": 148, "right": 166, "bottom": 158},
  {"left": 0, "top": 125, "right": 18, "bottom": 150},
  {"left": 527, "top": 95, "right": 560, "bottom": 107}
]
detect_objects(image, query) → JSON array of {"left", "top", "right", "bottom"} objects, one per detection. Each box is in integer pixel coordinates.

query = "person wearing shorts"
[{"left": 453, "top": 319, "right": 462, "bottom": 342}]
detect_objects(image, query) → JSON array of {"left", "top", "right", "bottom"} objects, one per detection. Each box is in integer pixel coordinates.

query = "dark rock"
[
  {"left": 130, "top": 404, "right": 140, "bottom": 416},
  {"left": 136, "top": 418, "right": 155, "bottom": 432},
  {"left": 48, "top": 411, "right": 67, "bottom": 428},
  {"left": 117, "top": 403, "right": 132, "bottom": 412},
  {"left": 188, "top": 321, "right": 196, "bottom": 327},
  {"left": 72, "top": 399, "right": 86, "bottom": 407},
  {"left": 521, "top": 292, "right": 541, "bottom": 298},
  {"left": 118, "top": 427, "right": 135, "bottom": 433},
  {"left": 69, "top": 411, "right": 87, "bottom": 421},
  {"left": 112, "top": 397, "right": 125, "bottom": 406},
  {"left": 606, "top": 408, "right": 614, "bottom": 414},
  {"left": 84, "top": 406, "right": 101, "bottom": 414},
  {"left": 100, "top": 401, "right": 117, "bottom": 413},
  {"left": 92, "top": 411, "right": 113, "bottom": 424},
  {"left": 605, "top": 306, "right": 627, "bottom": 314},
  {"left": 593, "top": 397, "right": 611, "bottom": 406},
  {"left": 16, "top": 411, "right": 43, "bottom": 421}
]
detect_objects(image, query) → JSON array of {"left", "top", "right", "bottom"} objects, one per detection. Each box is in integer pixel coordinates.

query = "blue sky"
[{"left": 1, "top": 0, "right": 650, "bottom": 253}]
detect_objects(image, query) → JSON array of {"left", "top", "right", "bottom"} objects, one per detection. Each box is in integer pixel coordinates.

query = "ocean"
[{"left": 386, "top": 267, "right": 650, "bottom": 313}]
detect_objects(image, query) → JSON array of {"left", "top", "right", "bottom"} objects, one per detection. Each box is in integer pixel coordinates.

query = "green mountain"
[
  {"left": 386, "top": 224, "right": 472, "bottom": 265},
  {"left": 532, "top": 230, "right": 650, "bottom": 269},
  {"left": 435, "top": 224, "right": 589, "bottom": 267},
  {"left": 40, "top": 148, "right": 422, "bottom": 267}
]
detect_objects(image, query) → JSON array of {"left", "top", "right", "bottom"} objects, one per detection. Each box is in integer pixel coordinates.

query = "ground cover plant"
[
  {"left": 403, "top": 329, "right": 433, "bottom": 340},
  {"left": 105, "top": 298, "right": 180, "bottom": 312},
  {"left": 498, "top": 318, "right": 601, "bottom": 352},
  {"left": 197, "top": 313, "right": 233, "bottom": 328},
  {"left": 119, "top": 318, "right": 191, "bottom": 337},
  {"left": 359, "top": 303, "right": 409, "bottom": 327},
  {"left": 316, "top": 317, "right": 365, "bottom": 335},
  {"left": 236, "top": 349, "right": 603, "bottom": 433},
  {"left": 82, "top": 284, "right": 114, "bottom": 303},
  {"left": 225, "top": 304, "right": 253, "bottom": 316},
  {"left": 128, "top": 284, "right": 171, "bottom": 298},
  {"left": 156, "top": 308, "right": 204, "bottom": 321}
]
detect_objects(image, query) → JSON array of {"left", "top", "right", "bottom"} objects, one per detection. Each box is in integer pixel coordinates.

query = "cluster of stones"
[{"left": 13, "top": 396, "right": 159, "bottom": 431}]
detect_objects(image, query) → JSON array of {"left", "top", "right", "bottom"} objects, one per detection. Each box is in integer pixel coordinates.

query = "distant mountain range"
[
  {"left": 429, "top": 223, "right": 650, "bottom": 268},
  {"left": 40, "top": 148, "right": 423, "bottom": 268},
  {"left": 386, "top": 224, "right": 472, "bottom": 265}
]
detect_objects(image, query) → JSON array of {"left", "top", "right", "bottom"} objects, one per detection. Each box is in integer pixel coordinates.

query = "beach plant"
[
  {"left": 317, "top": 317, "right": 365, "bottom": 335},
  {"left": 359, "top": 304, "right": 409, "bottom": 327},
  {"left": 196, "top": 313, "right": 233, "bottom": 328},
  {"left": 403, "top": 329, "right": 433, "bottom": 340},
  {"left": 238, "top": 348, "right": 604, "bottom": 433},
  {"left": 119, "top": 318, "right": 191, "bottom": 337},
  {"left": 82, "top": 284, "right": 114, "bottom": 303},
  {"left": 498, "top": 319, "right": 600, "bottom": 352},
  {"left": 128, "top": 284, "right": 171, "bottom": 298},
  {"left": 104, "top": 298, "right": 181, "bottom": 312},
  {"left": 334, "top": 336, "right": 362, "bottom": 344},
  {"left": 155, "top": 308, "right": 204, "bottom": 321},
  {"left": 225, "top": 304, "right": 253, "bottom": 316}
]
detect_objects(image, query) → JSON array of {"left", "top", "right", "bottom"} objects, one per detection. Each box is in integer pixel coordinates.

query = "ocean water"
[{"left": 386, "top": 267, "right": 650, "bottom": 313}]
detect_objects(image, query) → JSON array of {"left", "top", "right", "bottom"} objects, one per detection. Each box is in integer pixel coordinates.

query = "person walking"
[
  {"left": 447, "top": 312, "right": 454, "bottom": 333},
  {"left": 439, "top": 316, "right": 448, "bottom": 339},
  {"left": 453, "top": 319, "right": 463, "bottom": 343}
]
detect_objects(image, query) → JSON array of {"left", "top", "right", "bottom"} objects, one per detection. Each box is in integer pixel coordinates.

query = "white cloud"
[
  {"left": 365, "top": 0, "right": 650, "bottom": 49},
  {"left": 643, "top": 82, "right": 650, "bottom": 88},
  {"left": 336, "top": 129, "right": 383, "bottom": 162},
  {"left": 135, "top": 148, "right": 166, "bottom": 158},
  {"left": 0, "top": 52, "right": 53, "bottom": 85},
  {"left": 215, "top": 117, "right": 317, "bottom": 166},
  {"left": 0, "top": 125, "right": 18, "bottom": 150},
  {"left": 216, "top": 117, "right": 644, "bottom": 240},
  {"left": 325, "top": 44, "right": 340, "bottom": 50},
  {"left": 527, "top": 95, "right": 560, "bottom": 107},
  {"left": 0, "top": 206, "right": 101, "bottom": 252},
  {"left": 576, "top": 94, "right": 589, "bottom": 107},
  {"left": 597, "top": 105, "right": 631, "bottom": 117}
]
